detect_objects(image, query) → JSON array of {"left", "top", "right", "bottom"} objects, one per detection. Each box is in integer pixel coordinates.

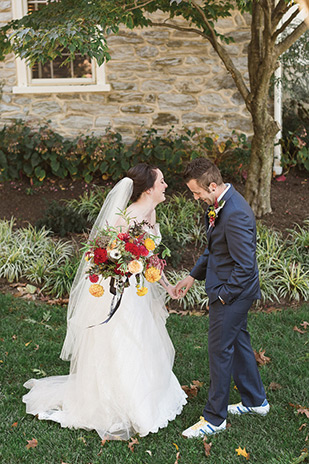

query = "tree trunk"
[{"left": 244, "top": 118, "right": 278, "bottom": 218}]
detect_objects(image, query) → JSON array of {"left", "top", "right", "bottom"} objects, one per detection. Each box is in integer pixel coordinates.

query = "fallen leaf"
[
  {"left": 173, "top": 443, "right": 179, "bottom": 451},
  {"left": 12, "top": 335, "right": 17, "bottom": 341},
  {"left": 181, "top": 384, "right": 199, "bottom": 397},
  {"left": 297, "top": 407, "right": 309, "bottom": 419},
  {"left": 101, "top": 439, "right": 107, "bottom": 446},
  {"left": 299, "top": 423, "right": 307, "bottom": 431},
  {"left": 203, "top": 437, "right": 212, "bottom": 456},
  {"left": 294, "top": 326, "right": 305, "bottom": 334},
  {"left": 275, "top": 175, "right": 286, "bottom": 182},
  {"left": 128, "top": 437, "right": 139, "bottom": 452},
  {"left": 300, "top": 321, "right": 308, "bottom": 330},
  {"left": 192, "top": 380, "right": 204, "bottom": 388},
  {"left": 146, "top": 450, "right": 152, "bottom": 456},
  {"left": 26, "top": 438, "right": 38, "bottom": 449},
  {"left": 235, "top": 446, "right": 250, "bottom": 460},
  {"left": 34, "top": 344, "right": 39, "bottom": 351},
  {"left": 263, "top": 306, "right": 282, "bottom": 314},
  {"left": 254, "top": 349, "right": 271, "bottom": 366},
  {"left": 269, "top": 382, "right": 282, "bottom": 391},
  {"left": 11, "top": 422, "right": 18, "bottom": 427},
  {"left": 174, "top": 451, "right": 180, "bottom": 464},
  {"left": 25, "top": 341, "right": 32, "bottom": 347}
]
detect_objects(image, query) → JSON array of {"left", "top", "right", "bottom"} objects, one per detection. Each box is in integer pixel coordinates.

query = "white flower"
[{"left": 109, "top": 248, "right": 122, "bottom": 260}]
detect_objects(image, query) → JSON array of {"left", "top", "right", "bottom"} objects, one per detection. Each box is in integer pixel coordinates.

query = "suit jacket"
[{"left": 190, "top": 185, "right": 261, "bottom": 305}]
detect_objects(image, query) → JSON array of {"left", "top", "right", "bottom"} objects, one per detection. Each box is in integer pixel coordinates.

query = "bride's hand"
[
  {"left": 167, "top": 285, "right": 180, "bottom": 300},
  {"left": 175, "top": 275, "right": 195, "bottom": 297}
]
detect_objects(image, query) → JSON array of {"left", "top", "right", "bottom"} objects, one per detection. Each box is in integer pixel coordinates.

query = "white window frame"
[{"left": 12, "top": 0, "right": 110, "bottom": 94}]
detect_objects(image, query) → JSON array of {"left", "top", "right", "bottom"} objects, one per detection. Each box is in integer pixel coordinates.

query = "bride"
[{"left": 23, "top": 163, "right": 187, "bottom": 440}]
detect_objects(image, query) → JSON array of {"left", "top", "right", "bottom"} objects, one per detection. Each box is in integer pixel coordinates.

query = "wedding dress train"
[{"left": 23, "top": 274, "right": 187, "bottom": 440}]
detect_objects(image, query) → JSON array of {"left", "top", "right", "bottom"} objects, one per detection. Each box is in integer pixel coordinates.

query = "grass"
[{"left": 0, "top": 293, "right": 308, "bottom": 464}]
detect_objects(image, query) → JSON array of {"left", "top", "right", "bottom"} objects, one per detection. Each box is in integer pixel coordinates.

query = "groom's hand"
[{"left": 175, "top": 276, "right": 195, "bottom": 297}]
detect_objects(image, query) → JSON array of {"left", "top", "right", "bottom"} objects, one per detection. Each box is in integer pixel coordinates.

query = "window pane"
[
  {"left": 73, "top": 55, "right": 92, "bottom": 78},
  {"left": 27, "top": 1, "right": 93, "bottom": 80}
]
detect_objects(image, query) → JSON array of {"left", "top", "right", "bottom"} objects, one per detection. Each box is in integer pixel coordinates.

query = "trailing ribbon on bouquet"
[
  {"left": 88, "top": 277, "right": 128, "bottom": 327},
  {"left": 207, "top": 199, "right": 225, "bottom": 228}
]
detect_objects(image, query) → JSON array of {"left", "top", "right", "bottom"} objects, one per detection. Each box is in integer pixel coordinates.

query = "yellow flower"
[
  {"left": 208, "top": 211, "right": 216, "bottom": 218},
  {"left": 136, "top": 286, "right": 148, "bottom": 296},
  {"left": 107, "top": 240, "right": 117, "bottom": 252},
  {"left": 128, "top": 259, "right": 144, "bottom": 274},
  {"left": 89, "top": 284, "right": 104, "bottom": 297},
  {"left": 144, "top": 238, "right": 155, "bottom": 251},
  {"left": 145, "top": 267, "right": 161, "bottom": 283}
]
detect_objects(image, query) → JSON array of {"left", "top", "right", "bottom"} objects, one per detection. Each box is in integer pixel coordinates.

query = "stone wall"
[{"left": 0, "top": 2, "right": 252, "bottom": 141}]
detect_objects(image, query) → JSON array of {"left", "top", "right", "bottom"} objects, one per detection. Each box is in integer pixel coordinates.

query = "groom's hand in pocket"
[{"left": 175, "top": 275, "right": 195, "bottom": 297}]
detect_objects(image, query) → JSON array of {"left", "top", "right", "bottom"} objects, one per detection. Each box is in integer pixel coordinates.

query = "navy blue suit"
[{"left": 190, "top": 185, "right": 266, "bottom": 425}]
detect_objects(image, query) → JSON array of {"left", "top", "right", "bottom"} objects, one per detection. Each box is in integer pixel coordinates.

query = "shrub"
[
  {"left": 0, "top": 121, "right": 253, "bottom": 186},
  {"left": 35, "top": 200, "right": 89, "bottom": 237}
]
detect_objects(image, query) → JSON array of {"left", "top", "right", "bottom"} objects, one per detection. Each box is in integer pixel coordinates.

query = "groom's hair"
[
  {"left": 183, "top": 158, "right": 223, "bottom": 191},
  {"left": 127, "top": 163, "right": 158, "bottom": 202}
]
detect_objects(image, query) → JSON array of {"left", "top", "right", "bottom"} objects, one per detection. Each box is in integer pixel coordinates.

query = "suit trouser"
[{"left": 203, "top": 298, "right": 266, "bottom": 426}]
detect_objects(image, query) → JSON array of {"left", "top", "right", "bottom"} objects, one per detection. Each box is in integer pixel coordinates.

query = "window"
[{"left": 12, "top": 0, "right": 110, "bottom": 93}]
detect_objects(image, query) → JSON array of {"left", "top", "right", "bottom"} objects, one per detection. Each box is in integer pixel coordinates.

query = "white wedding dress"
[{"left": 22, "top": 222, "right": 187, "bottom": 440}]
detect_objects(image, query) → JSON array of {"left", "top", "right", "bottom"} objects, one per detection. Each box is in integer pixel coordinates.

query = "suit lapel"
[{"left": 205, "top": 185, "right": 235, "bottom": 247}]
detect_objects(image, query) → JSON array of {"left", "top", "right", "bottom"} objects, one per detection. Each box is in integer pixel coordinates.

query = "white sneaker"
[
  {"left": 182, "top": 416, "right": 226, "bottom": 438},
  {"left": 228, "top": 399, "right": 270, "bottom": 416}
]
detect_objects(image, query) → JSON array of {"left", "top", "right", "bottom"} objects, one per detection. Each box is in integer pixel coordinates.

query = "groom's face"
[{"left": 187, "top": 179, "right": 216, "bottom": 205}]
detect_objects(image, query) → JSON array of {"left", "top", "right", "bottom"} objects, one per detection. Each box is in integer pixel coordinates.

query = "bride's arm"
[{"left": 159, "top": 271, "right": 179, "bottom": 299}]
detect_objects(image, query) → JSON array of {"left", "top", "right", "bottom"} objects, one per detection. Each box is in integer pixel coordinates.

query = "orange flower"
[
  {"left": 128, "top": 260, "right": 144, "bottom": 274},
  {"left": 136, "top": 286, "right": 148, "bottom": 296},
  {"left": 145, "top": 267, "right": 161, "bottom": 283},
  {"left": 144, "top": 238, "right": 155, "bottom": 251},
  {"left": 89, "top": 284, "right": 104, "bottom": 297}
]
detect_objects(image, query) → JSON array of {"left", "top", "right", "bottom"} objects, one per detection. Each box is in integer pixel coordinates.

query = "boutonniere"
[{"left": 208, "top": 199, "right": 225, "bottom": 227}]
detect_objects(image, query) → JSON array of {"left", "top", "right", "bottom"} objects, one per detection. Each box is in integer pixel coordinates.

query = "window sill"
[{"left": 12, "top": 84, "right": 111, "bottom": 94}]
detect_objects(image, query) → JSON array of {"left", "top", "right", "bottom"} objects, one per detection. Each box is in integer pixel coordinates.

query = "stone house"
[{"left": 0, "top": 0, "right": 253, "bottom": 142}]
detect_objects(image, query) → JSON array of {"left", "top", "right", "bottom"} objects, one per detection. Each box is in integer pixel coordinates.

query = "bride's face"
[{"left": 150, "top": 169, "right": 168, "bottom": 204}]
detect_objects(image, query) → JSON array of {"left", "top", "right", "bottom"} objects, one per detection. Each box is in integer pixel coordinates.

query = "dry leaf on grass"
[
  {"left": 299, "top": 423, "right": 307, "bottom": 431},
  {"left": 11, "top": 422, "right": 18, "bottom": 427},
  {"left": 128, "top": 437, "right": 139, "bottom": 452},
  {"left": 297, "top": 407, "right": 309, "bottom": 419},
  {"left": 174, "top": 451, "right": 180, "bottom": 464},
  {"left": 300, "top": 321, "right": 308, "bottom": 330},
  {"left": 26, "top": 438, "right": 38, "bottom": 449},
  {"left": 182, "top": 379, "right": 203, "bottom": 397},
  {"left": 289, "top": 403, "right": 309, "bottom": 419},
  {"left": 254, "top": 349, "right": 271, "bottom": 366},
  {"left": 235, "top": 446, "right": 250, "bottom": 460},
  {"left": 268, "top": 382, "right": 282, "bottom": 391},
  {"left": 203, "top": 437, "right": 212, "bottom": 457},
  {"left": 293, "top": 325, "right": 305, "bottom": 334}
]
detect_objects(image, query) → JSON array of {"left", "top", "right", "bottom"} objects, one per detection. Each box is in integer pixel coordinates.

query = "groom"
[{"left": 176, "top": 158, "right": 269, "bottom": 438}]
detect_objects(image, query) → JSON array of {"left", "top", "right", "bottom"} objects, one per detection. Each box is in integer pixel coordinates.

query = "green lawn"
[{"left": 1, "top": 293, "right": 308, "bottom": 464}]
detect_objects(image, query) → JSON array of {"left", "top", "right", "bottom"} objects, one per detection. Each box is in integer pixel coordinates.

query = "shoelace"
[{"left": 191, "top": 416, "right": 207, "bottom": 430}]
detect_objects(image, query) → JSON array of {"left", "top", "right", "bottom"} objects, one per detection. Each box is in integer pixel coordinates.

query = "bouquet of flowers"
[{"left": 84, "top": 211, "right": 169, "bottom": 324}]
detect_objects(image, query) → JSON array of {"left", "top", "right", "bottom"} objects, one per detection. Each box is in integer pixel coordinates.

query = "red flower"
[
  {"left": 114, "top": 264, "right": 125, "bottom": 276},
  {"left": 89, "top": 274, "right": 99, "bottom": 283},
  {"left": 125, "top": 242, "right": 140, "bottom": 258},
  {"left": 117, "top": 232, "right": 130, "bottom": 242},
  {"left": 138, "top": 245, "right": 149, "bottom": 257},
  {"left": 93, "top": 247, "right": 108, "bottom": 264}
]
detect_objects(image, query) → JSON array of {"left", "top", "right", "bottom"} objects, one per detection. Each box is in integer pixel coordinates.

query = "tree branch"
[
  {"left": 190, "top": 0, "right": 250, "bottom": 103},
  {"left": 273, "top": 7, "right": 302, "bottom": 40},
  {"left": 271, "top": 0, "right": 289, "bottom": 30},
  {"left": 275, "top": 20, "right": 308, "bottom": 57}
]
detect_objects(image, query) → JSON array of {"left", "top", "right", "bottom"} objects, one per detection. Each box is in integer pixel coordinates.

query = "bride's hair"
[{"left": 127, "top": 163, "right": 158, "bottom": 202}]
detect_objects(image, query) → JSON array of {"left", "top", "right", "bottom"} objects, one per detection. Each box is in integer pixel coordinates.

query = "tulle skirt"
[{"left": 23, "top": 277, "right": 187, "bottom": 440}]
